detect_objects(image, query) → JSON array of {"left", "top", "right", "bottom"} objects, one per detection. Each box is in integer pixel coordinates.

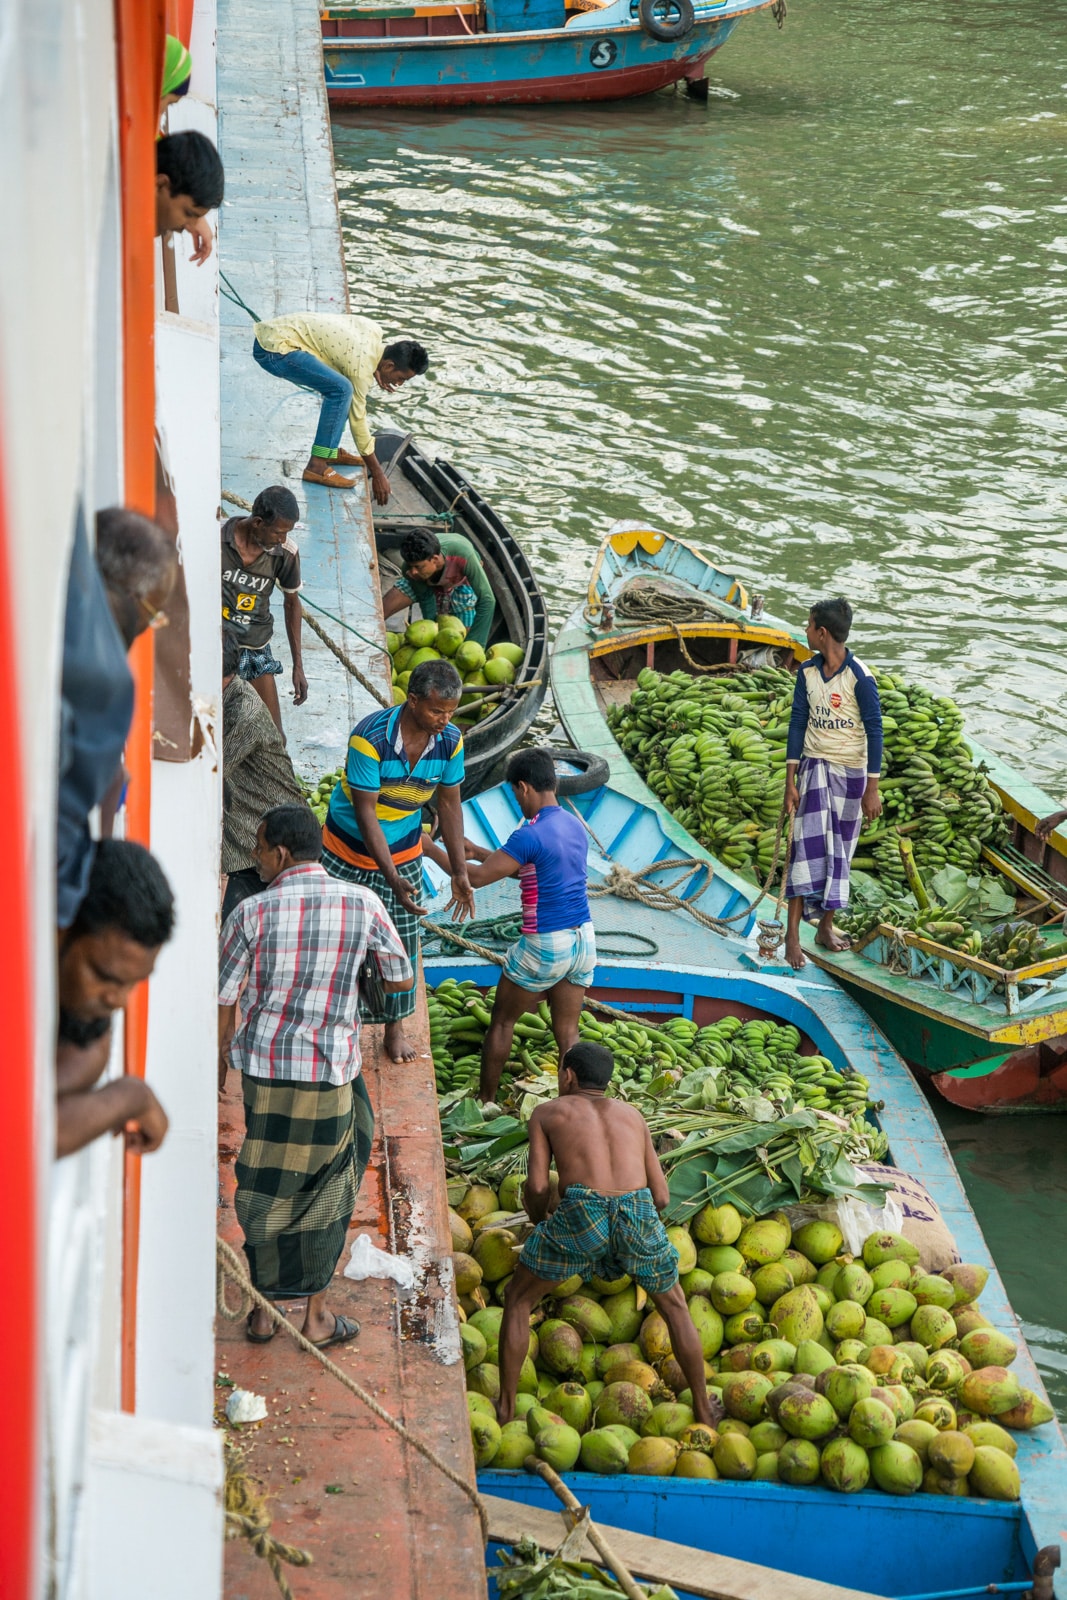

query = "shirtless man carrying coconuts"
[{"left": 495, "top": 1040, "right": 717, "bottom": 1430}]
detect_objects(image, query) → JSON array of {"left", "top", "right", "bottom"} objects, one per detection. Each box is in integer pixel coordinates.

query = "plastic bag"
[
  {"left": 343, "top": 1232, "right": 416, "bottom": 1289},
  {"left": 784, "top": 1192, "right": 904, "bottom": 1258}
]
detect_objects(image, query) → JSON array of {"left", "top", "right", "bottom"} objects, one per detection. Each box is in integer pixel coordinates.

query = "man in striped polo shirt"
[{"left": 323, "top": 659, "right": 475, "bottom": 1062}]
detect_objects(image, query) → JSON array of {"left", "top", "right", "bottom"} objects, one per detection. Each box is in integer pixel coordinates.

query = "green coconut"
[
  {"left": 713, "top": 1432, "right": 757, "bottom": 1480},
  {"left": 777, "top": 1439, "right": 821, "bottom": 1485},
  {"left": 959, "top": 1329, "right": 1017, "bottom": 1369},
  {"left": 894, "top": 1419, "right": 940, "bottom": 1465},
  {"left": 687, "top": 1295, "right": 725, "bottom": 1359},
  {"left": 697, "top": 1244, "right": 746, "bottom": 1275},
  {"left": 848, "top": 1398, "right": 897, "bottom": 1449},
  {"left": 777, "top": 1391, "right": 837, "bottom": 1440},
  {"left": 405, "top": 619, "right": 439, "bottom": 648},
  {"left": 691, "top": 1203, "right": 743, "bottom": 1246},
  {"left": 600, "top": 1287, "right": 644, "bottom": 1345},
  {"left": 940, "top": 1263, "right": 989, "bottom": 1306},
  {"left": 470, "top": 1413, "right": 501, "bottom": 1467},
  {"left": 820, "top": 1436, "right": 871, "bottom": 1493},
  {"left": 579, "top": 1427, "right": 630, "bottom": 1475},
  {"left": 737, "top": 1218, "right": 790, "bottom": 1267},
  {"left": 628, "top": 1437, "right": 680, "bottom": 1477},
  {"left": 556, "top": 1294, "right": 612, "bottom": 1344},
  {"left": 958, "top": 1367, "right": 1022, "bottom": 1418},
  {"left": 968, "top": 1445, "right": 1021, "bottom": 1501},
  {"left": 544, "top": 1382, "right": 593, "bottom": 1434},
  {"left": 869, "top": 1441, "right": 923, "bottom": 1495},
  {"left": 675, "top": 1450, "right": 719, "bottom": 1479},
  {"left": 769, "top": 1286, "right": 824, "bottom": 1347},
  {"left": 834, "top": 1263, "right": 874, "bottom": 1305},
  {"left": 861, "top": 1232, "right": 920, "bottom": 1270},
  {"left": 595, "top": 1382, "right": 654, "bottom": 1432},
  {"left": 534, "top": 1422, "right": 582, "bottom": 1473},
  {"left": 460, "top": 1323, "right": 487, "bottom": 1372},
  {"left": 792, "top": 1221, "right": 844, "bottom": 1265},
  {"left": 494, "top": 1420, "right": 536, "bottom": 1470},
  {"left": 454, "top": 640, "right": 487, "bottom": 676},
  {"left": 483, "top": 656, "right": 516, "bottom": 686}
]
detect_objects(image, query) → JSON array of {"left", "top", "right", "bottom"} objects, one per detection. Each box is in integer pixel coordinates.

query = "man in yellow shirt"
[{"left": 253, "top": 312, "right": 429, "bottom": 501}]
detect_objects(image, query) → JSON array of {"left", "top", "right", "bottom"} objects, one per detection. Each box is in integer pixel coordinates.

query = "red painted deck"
[{"left": 217, "top": 989, "right": 487, "bottom": 1600}]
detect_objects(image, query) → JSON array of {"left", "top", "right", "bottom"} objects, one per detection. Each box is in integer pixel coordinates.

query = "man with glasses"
[
  {"left": 56, "top": 508, "right": 178, "bottom": 930},
  {"left": 221, "top": 485, "right": 306, "bottom": 736}
]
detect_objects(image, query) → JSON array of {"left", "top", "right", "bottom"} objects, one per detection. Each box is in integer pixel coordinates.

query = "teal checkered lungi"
[
  {"left": 520, "top": 1184, "right": 679, "bottom": 1293},
  {"left": 321, "top": 850, "right": 421, "bottom": 1022}
]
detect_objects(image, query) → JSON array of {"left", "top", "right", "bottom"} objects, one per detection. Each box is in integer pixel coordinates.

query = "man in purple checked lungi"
[{"left": 784, "top": 597, "right": 883, "bottom": 969}]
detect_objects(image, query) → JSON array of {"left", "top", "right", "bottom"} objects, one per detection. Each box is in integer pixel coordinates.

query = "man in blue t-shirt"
[{"left": 459, "top": 747, "right": 596, "bottom": 1102}]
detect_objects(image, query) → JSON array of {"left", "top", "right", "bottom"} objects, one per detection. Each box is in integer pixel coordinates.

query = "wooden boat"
[
  {"left": 420, "top": 778, "right": 1067, "bottom": 1599},
  {"left": 549, "top": 523, "right": 1067, "bottom": 1112},
  {"left": 320, "top": 0, "right": 778, "bottom": 109},
  {"left": 373, "top": 431, "right": 548, "bottom": 796}
]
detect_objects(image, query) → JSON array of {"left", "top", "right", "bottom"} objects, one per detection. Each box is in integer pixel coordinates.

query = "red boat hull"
[{"left": 932, "top": 1035, "right": 1067, "bottom": 1113}]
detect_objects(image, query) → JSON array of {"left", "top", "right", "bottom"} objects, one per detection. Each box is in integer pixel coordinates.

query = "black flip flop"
[
  {"left": 246, "top": 1311, "right": 276, "bottom": 1344},
  {"left": 312, "top": 1313, "right": 360, "bottom": 1350}
]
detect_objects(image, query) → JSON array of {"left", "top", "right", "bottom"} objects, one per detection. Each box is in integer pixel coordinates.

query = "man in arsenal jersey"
[{"left": 784, "top": 597, "right": 883, "bottom": 969}]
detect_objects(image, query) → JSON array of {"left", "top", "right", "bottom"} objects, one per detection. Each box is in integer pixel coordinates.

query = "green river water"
[{"left": 332, "top": 0, "right": 1067, "bottom": 1416}]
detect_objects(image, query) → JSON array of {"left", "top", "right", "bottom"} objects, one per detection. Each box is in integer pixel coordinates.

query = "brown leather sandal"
[{"left": 302, "top": 465, "right": 357, "bottom": 489}]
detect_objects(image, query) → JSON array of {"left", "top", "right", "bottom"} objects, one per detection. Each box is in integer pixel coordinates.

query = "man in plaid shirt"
[{"left": 219, "top": 804, "right": 413, "bottom": 1347}]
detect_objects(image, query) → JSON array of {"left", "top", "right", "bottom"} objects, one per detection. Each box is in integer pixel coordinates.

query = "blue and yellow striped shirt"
[{"left": 324, "top": 705, "right": 464, "bottom": 868}]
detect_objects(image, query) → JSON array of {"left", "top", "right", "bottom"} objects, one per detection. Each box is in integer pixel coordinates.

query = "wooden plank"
[{"left": 483, "top": 1494, "right": 891, "bottom": 1600}]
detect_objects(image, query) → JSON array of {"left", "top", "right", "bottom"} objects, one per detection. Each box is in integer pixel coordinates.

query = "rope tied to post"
[{"left": 215, "top": 1237, "right": 490, "bottom": 1546}]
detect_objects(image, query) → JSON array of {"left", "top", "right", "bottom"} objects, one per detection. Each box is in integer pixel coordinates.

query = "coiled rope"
[
  {"left": 215, "top": 1236, "right": 490, "bottom": 1546},
  {"left": 613, "top": 585, "right": 712, "bottom": 625}
]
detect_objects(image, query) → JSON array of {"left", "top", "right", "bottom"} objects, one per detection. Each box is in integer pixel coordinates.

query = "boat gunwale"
[{"left": 321, "top": 0, "right": 769, "bottom": 53}]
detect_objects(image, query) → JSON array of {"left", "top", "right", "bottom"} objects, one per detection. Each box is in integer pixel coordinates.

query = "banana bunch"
[
  {"left": 430, "top": 978, "right": 562, "bottom": 1094},
  {"left": 607, "top": 666, "right": 792, "bottom": 883},
  {"left": 300, "top": 765, "right": 344, "bottom": 824},
  {"left": 687, "top": 1015, "right": 875, "bottom": 1117},
  {"left": 978, "top": 920, "right": 1045, "bottom": 971},
  {"left": 607, "top": 665, "right": 1009, "bottom": 901}
]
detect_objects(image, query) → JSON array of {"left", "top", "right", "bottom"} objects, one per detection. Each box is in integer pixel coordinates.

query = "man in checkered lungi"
[
  {"left": 322, "top": 659, "right": 474, "bottom": 1063},
  {"left": 219, "top": 805, "right": 413, "bottom": 1347},
  {"left": 784, "top": 597, "right": 883, "bottom": 970}
]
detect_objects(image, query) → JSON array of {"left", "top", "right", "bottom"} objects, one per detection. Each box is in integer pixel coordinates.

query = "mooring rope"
[{"left": 215, "top": 1237, "right": 490, "bottom": 1545}]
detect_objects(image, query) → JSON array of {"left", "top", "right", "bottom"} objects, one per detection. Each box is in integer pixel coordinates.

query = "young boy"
[
  {"left": 495, "top": 1041, "right": 717, "bottom": 1429},
  {"left": 155, "top": 130, "right": 225, "bottom": 265},
  {"left": 784, "top": 596, "right": 882, "bottom": 969},
  {"left": 454, "top": 748, "right": 595, "bottom": 1104}
]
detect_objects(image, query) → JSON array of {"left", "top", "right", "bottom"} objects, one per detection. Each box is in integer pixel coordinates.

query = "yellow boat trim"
[
  {"left": 588, "top": 622, "right": 802, "bottom": 659},
  {"left": 607, "top": 527, "right": 666, "bottom": 557},
  {"left": 812, "top": 948, "right": 1067, "bottom": 1048}
]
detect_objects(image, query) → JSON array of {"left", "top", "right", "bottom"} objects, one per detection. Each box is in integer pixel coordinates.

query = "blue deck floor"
[{"left": 217, "top": 0, "right": 390, "bottom": 775}]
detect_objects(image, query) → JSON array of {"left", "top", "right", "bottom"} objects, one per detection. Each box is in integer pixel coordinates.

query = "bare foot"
[
  {"left": 693, "top": 1395, "right": 724, "bottom": 1429},
  {"left": 384, "top": 1021, "right": 418, "bottom": 1062},
  {"left": 815, "top": 915, "right": 850, "bottom": 954},
  {"left": 785, "top": 933, "right": 806, "bottom": 970}
]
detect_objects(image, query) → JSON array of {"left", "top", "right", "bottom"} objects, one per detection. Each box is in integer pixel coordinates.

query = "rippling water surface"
[{"left": 333, "top": 0, "right": 1067, "bottom": 1413}]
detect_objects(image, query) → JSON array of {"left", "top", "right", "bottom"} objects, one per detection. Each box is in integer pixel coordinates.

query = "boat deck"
[{"left": 216, "top": 0, "right": 485, "bottom": 1593}]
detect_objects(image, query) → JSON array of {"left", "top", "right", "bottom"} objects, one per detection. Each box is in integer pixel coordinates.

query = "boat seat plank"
[{"left": 482, "top": 1493, "right": 891, "bottom": 1600}]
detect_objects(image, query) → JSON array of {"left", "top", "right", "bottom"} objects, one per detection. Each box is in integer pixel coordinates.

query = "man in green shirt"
[{"left": 381, "top": 528, "right": 496, "bottom": 650}]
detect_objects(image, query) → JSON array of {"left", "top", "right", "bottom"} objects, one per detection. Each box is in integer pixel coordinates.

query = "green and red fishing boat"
[{"left": 549, "top": 523, "right": 1067, "bottom": 1113}]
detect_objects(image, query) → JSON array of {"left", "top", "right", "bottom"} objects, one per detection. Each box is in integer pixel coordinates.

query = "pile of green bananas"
[
  {"left": 428, "top": 982, "right": 881, "bottom": 1125},
  {"left": 838, "top": 905, "right": 1055, "bottom": 974},
  {"left": 430, "top": 979, "right": 559, "bottom": 1095},
  {"left": 605, "top": 666, "right": 790, "bottom": 879},
  {"left": 605, "top": 665, "right": 1008, "bottom": 895},
  {"left": 871, "top": 673, "right": 1008, "bottom": 885},
  {"left": 300, "top": 766, "right": 343, "bottom": 824}
]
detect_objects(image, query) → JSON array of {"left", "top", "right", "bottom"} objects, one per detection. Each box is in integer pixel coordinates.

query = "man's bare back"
[{"left": 530, "top": 1092, "right": 666, "bottom": 1205}]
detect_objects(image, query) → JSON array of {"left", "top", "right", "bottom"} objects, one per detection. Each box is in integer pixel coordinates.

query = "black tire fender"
[
  {"left": 553, "top": 748, "right": 611, "bottom": 796},
  {"left": 638, "top": 0, "right": 694, "bottom": 41}
]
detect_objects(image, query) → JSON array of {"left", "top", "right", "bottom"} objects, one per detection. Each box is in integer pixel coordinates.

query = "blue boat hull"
[
  {"left": 323, "top": 10, "right": 751, "bottom": 107},
  {"left": 482, "top": 1476, "right": 1029, "bottom": 1599}
]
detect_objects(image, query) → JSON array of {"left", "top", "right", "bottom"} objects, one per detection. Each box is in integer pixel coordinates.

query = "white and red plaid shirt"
[{"left": 218, "top": 862, "right": 412, "bottom": 1084}]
